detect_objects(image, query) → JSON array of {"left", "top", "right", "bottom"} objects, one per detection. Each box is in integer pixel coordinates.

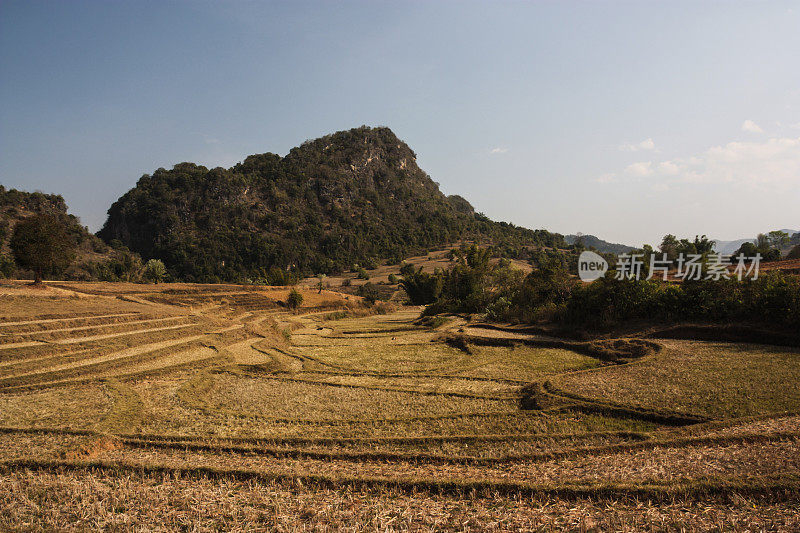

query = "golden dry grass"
[
  {"left": 0, "top": 282, "right": 798, "bottom": 529},
  {"left": 0, "top": 383, "right": 109, "bottom": 429},
  {"left": 3, "top": 468, "right": 798, "bottom": 532},
  {"left": 551, "top": 339, "right": 800, "bottom": 418}
]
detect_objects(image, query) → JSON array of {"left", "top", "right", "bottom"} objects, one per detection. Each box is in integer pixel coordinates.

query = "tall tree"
[
  {"left": 692, "top": 235, "right": 715, "bottom": 255},
  {"left": 767, "top": 230, "right": 790, "bottom": 249},
  {"left": 10, "top": 214, "right": 76, "bottom": 284},
  {"left": 659, "top": 234, "right": 680, "bottom": 262}
]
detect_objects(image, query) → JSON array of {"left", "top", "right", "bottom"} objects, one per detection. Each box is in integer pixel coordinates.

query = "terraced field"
[{"left": 0, "top": 281, "right": 798, "bottom": 530}]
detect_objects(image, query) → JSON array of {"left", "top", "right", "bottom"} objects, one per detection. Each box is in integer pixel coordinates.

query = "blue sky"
[{"left": 1, "top": 1, "right": 799, "bottom": 246}]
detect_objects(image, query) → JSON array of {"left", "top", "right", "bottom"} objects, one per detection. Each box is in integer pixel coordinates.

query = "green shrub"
[
  {"left": 357, "top": 282, "right": 380, "bottom": 304},
  {"left": 286, "top": 288, "right": 304, "bottom": 309},
  {"left": 484, "top": 296, "right": 511, "bottom": 321},
  {"left": 400, "top": 266, "right": 443, "bottom": 305},
  {"left": 144, "top": 259, "right": 167, "bottom": 284}
]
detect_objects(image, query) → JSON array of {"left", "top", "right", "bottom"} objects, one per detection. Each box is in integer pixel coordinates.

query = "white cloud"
[
  {"left": 619, "top": 138, "right": 655, "bottom": 152},
  {"left": 657, "top": 161, "right": 680, "bottom": 175},
  {"left": 741, "top": 120, "right": 764, "bottom": 134},
  {"left": 639, "top": 138, "right": 656, "bottom": 150},
  {"left": 625, "top": 161, "right": 654, "bottom": 177},
  {"left": 790, "top": 122, "right": 800, "bottom": 130},
  {"left": 490, "top": 147, "right": 508, "bottom": 154},
  {"left": 607, "top": 136, "right": 800, "bottom": 193}
]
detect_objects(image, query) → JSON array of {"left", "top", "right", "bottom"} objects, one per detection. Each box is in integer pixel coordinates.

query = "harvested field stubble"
[
  {"left": 3, "top": 468, "right": 799, "bottom": 532},
  {"left": 0, "top": 283, "right": 797, "bottom": 529},
  {"left": 551, "top": 340, "right": 800, "bottom": 418}
]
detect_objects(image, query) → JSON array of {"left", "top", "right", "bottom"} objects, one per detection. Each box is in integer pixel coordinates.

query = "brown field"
[{"left": 0, "top": 279, "right": 798, "bottom": 530}]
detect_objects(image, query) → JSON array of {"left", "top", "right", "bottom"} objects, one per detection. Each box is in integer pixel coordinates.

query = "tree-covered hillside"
[
  {"left": 99, "top": 126, "right": 564, "bottom": 282},
  {"left": 564, "top": 234, "right": 634, "bottom": 255},
  {"left": 0, "top": 186, "right": 141, "bottom": 281}
]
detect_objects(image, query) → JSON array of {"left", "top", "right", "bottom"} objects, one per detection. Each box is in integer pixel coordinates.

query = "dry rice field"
[{"left": 0, "top": 280, "right": 798, "bottom": 531}]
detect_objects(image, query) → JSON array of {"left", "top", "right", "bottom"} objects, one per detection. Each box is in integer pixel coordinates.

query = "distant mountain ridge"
[
  {"left": 714, "top": 229, "right": 799, "bottom": 255},
  {"left": 99, "top": 126, "right": 565, "bottom": 282},
  {"left": 564, "top": 234, "right": 635, "bottom": 255}
]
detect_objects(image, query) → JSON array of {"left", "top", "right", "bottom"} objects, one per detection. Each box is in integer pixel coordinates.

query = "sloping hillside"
[
  {"left": 0, "top": 186, "right": 140, "bottom": 281},
  {"left": 564, "top": 234, "right": 634, "bottom": 254}
]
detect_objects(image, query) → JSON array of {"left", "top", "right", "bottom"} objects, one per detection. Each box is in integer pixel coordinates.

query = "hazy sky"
[{"left": 1, "top": 1, "right": 798, "bottom": 246}]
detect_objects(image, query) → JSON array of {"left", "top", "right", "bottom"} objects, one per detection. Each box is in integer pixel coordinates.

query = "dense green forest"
[{"left": 99, "top": 126, "right": 565, "bottom": 282}]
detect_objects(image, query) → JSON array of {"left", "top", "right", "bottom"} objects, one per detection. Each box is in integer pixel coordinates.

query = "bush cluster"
[
  {"left": 406, "top": 245, "right": 800, "bottom": 329},
  {"left": 563, "top": 273, "right": 800, "bottom": 328}
]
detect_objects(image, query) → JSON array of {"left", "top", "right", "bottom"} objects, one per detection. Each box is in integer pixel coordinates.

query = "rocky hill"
[{"left": 99, "top": 126, "right": 564, "bottom": 282}]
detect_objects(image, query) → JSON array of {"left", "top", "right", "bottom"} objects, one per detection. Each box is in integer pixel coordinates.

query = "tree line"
[{"left": 400, "top": 242, "right": 800, "bottom": 329}]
